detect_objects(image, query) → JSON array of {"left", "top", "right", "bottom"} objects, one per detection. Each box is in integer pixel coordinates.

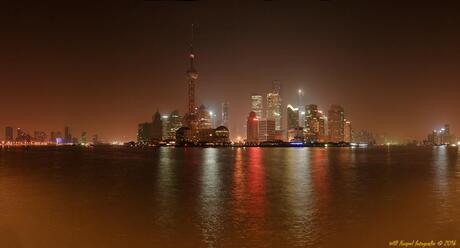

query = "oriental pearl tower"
[
  {"left": 184, "top": 24, "right": 199, "bottom": 128},
  {"left": 187, "top": 24, "right": 198, "bottom": 115}
]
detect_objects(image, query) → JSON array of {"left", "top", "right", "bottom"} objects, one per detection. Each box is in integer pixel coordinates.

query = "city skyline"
[{"left": 1, "top": 1, "right": 459, "bottom": 141}]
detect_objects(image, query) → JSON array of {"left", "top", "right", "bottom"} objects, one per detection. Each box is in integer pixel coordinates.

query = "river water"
[{"left": 0, "top": 146, "right": 459, "bottom": 247}]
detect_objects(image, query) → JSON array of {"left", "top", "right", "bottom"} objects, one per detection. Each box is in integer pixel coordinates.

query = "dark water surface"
[{"left": 0, "top": 146, "right": 459, "bottom": 247}]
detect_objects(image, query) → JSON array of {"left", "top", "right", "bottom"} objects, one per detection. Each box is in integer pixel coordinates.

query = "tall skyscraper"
[
  {"left": 137, "top": 122, "right": 151, "bottom": 144},
  {"left": 246, "top": 111, "right": 259, "bottom": 144},
  {"left": 64, "top": 126, "right": 72, "bottom": 144},
  {"left": 152, "top": 110, "right": 163, "bottom": 141},
  {"left": 297, "top": 89, "right": 305, "bottom": 127},
  {"left": 267, "top": 92, "right": 282, "bottom": 131},
  {"left": 287, "top": 104, "right": 303, "bottom": 142},
  {"left": 197, "top": 104, "right": 212, "bottom": 130},
  {"left": 251, "top": 94, "right": 263, "bottom": 118},
  {"left": 344, "top": 120, "right": 352, "bottom": 143},
  {"left": 166, "top": 110, "right": 183, "bottom": 140},
  {"left": 287, "top": 104, "right": 299, "bottom": 129},
  {"left": 266, "top": 80, "right": 282, "bottom": 131},
  {"left": 328, "top": 105, "right": 345, "bottom": 143},
  {"left": 305, "top": 104, "right": 320, "bottom": 142},
  {"left": 186, "top": 24, "right": 198, "bottom": 114},
  {"left": 221, "top": 101, "right": 229, "bottom": 127},
  {"left": 5, "top": 126, "right": 13, "bottom": 142}
]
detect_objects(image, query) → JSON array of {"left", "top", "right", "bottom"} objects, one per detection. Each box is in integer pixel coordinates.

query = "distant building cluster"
[
  {"left": 137, "top": 25, "right": 230, "bottom": 146},
  {"left": 1, "top": 126, "right": 99, "bottom": 146},
  {"left": 425, "top": 124, "right": 457, "bottom": 146},
  {"left": 246, "top": 84, "right": 353, "bottom": 145}
]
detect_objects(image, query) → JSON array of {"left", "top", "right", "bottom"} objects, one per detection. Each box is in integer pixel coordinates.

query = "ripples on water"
[{"left": 0, "top": 146, "right": 459, "bottom": 247}]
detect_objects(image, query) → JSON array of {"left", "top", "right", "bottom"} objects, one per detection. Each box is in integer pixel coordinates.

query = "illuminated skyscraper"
[
  {"left": 305, "top": 104, "right": 321, "bottom": 142},
  {"left": 258, "top": 119, "right": 276, "bottom": 142},
  {"left": 297, "top": 89, "right": 305, "bottom": 127},
  {"left": 152, "top": 110, "right": 163, "bottom": 141},
  {"left": 246, "top": 111, "right": 259, "bottom": 144},
  {"left": 251, "top": 94, "right": 263, "bottom": 118},
  {"left": 5, "top": 126, "right": 13, "bottom": 141},
  {"left": 287, "top": 104, "right": 299, "bottom": 129},
  {"left": 344, "top": 120, "right": 352, "bottom": 143},
  {"left": 287, "top": 104, "right": 303, "bottom": 142},
  {"left": 328, "top": 105, "right": 345, "bottom": 143},
  {"left": 166, "top": 110, "right": 183, "bottom": 140},
  {"left": 197, "top": 104, "right": 212, "bottom": 130},
  {"left": 267, "top": 92, "right": 282, "bottom": 131},
  {"left": 221, "top": 101, "right": 229, "bottom": 127}
]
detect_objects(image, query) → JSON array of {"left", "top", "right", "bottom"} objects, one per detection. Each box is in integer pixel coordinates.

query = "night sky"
[{"left": 1, "top": 1, "right": 459, "bottom": 141}]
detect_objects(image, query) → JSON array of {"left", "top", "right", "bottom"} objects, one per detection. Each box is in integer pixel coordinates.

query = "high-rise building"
[
  {"left": 428, "top": 124, "right": 455, "bottom": 145},
  {"left": 137, "top": 122, "right": 151, "bottom": 144},
  {"left": 152, "top": 111, "right": 163, "bottom": 141},
  {"left": 328, "top": 105, "right": 345, "bottom": 143},
  {"left": 209, "top": 110, "right": 217, "bottom": 128},
  {"left": 161, "top": 115, "right": 170, "bottom": 140},
  {"left": 166, "top": 110, "right": 183, "bottom": 140},
  {"left": 246, "top": 111, "right": 259, "bottom": 144},
  {"left": 287, "top": 104, "right": 299, "bottom": 130},
  {"left": 297, "top": 89, "right": 305, "bottom": 127},
  {"left": 258, "top": 119, "right": 276, "bottom": 142},
  {"left": 251, "top": 94, "right": 264, "bottom": 118},
  {"left": 221, "top": 101, "right": 229, "bottom": 127},
  {"left": 318, "top": 112, "right": 327, "bottom": 142},
  {"left": 196, "top": 104, "right": 212, "bottom": 130},
  {"left": 305, "top": 104, "right": 321, "bottom": 142},
  {"left": 287, "top": 104, "right": 302, "bottom": 142},
  {"left": 344, "top": 120, "right": 352, "bottom": 143},
  {"left": 64, "top": 126, "right": 72, "bottom": 144},
  {"left": 267, "top": 92, "right": 282, "bottom": 131},
  {"left": 5, "top": 126, "right": 13, "bottom": 142}
]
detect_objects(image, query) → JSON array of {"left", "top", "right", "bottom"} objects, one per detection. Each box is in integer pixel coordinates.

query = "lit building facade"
[
  {"left": 164, "top": 110, "right": 183, "bottom": 140},
  {"left": 305, "top": 104, "right": 325, "bottom": 142},
  {"left": 258, "top": 119, "right": 276, "bottom": 142},
  {"left": 328, "top": 104, "right": 345, "bottom": 143},
  {"left": 267, "top": 92, "right": 282, "bottom": 131},
  {"left": 5, "top": 126, "right": 13, "bottom": 142},
  {"left": 251, "top": 94, "right": 264, "bottom": 118},
  {"left": 344, "top": 119, "right": 352, "bottom": 143},
  {"left": 287, "top": 104, "right": 299, "bottom": 130},
  {"left": 221, "top": 101, "right": 229, "bottom": 127},
  {"left": 246, "top": 111, "right": 259, "bottom": 144}
]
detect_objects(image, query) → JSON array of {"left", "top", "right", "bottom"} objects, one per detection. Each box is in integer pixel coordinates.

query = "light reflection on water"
[{"left": 0, "top": 146, "right": 459, "bottom": 247}]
